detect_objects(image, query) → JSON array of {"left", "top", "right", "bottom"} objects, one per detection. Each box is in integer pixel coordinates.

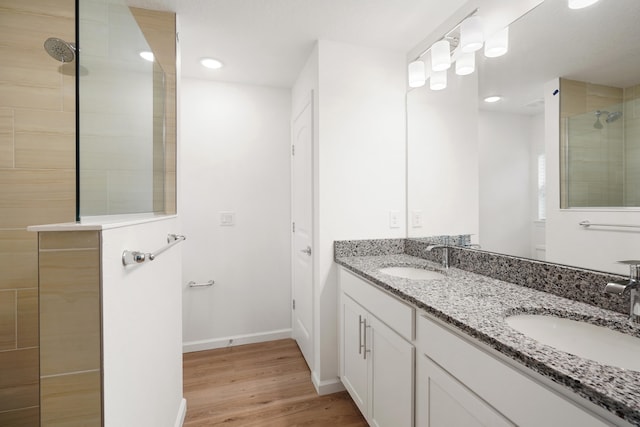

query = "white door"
[{"left": 292, "top": 95, "right": 314, "bottom": 368}]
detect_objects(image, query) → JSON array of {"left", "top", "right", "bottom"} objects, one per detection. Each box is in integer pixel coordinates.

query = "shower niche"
[
  {"left": 77, "top": 0, "right": 176, "bottom": 217},
  {"left": 560, "top": 78, "right": 640, "bottom": 208}
]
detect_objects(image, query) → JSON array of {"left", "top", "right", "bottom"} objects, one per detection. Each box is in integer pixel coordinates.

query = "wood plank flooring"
[{"left": 183, "top": 339, "right": 368, "bottom": 426}]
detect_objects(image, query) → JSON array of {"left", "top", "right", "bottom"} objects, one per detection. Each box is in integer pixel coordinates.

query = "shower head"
[
  {"left": 606, "top": 111, "right": 623, "bottom": 123},
  {"left": 44, "top": 38, "right": 76, "bottom": 63},
  {"left": 594, "top": 110, "right": 605, "bottom": 129}
]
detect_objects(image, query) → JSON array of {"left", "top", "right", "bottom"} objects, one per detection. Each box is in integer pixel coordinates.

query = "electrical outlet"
[
  {"left": 411, "top": 210, "right": 422, "bottom": 228},
  {"left": 220, "top": 211, "right": 235, "bottom": 226},
  {"left": 389, "top": 211, "right": 400, "bottom": 228}
]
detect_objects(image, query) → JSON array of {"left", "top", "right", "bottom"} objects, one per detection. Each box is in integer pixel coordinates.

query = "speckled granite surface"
[
  {"left": 334, "top": 239, "right": 405, "bottom": 257},
  {"left": 404, "top": 238, "right": 628, "bottom": 315},
  {"left": 335, "top": 252, "right": 640, "bottom": 425}
]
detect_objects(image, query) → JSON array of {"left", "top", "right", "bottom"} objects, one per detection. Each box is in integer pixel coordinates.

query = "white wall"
[
  {"left": 101, "top": 217, "right": 185, "bottom": 427},
  {"left": 293, "top": 40, "right": 406, "bottom": 392},
  {"left": 529, "top": 112, "right": 546, "bottom": 259},
  {"left": 478, "top": 110, "right": 532, "bottom": 257},
  {"left": 180, "top": 79, "right": 292, "bottom": 351},
  {"left": 407, "top": 73, "right": 479, "bottom": 239},
  {"left": 545, "top": 79, "right": 640, "bottom": 275}
]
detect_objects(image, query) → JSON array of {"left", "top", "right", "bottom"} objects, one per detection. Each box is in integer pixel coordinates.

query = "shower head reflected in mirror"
[
  {"left": 594, "top": 110, "right": 622, "bottom": 128},
  {"left": 594, "top": 110, "right": 604, "bottom": 129},
  {"left": 606, "top": 111, "right": 622, "bottom": 123},
  {"left": 44, "top": 37, "right": 76, "bottom": 63}
]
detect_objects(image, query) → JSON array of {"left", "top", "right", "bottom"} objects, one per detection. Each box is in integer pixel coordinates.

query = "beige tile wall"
[
  {"left": 38, "top": 231, "right": 102, "bottom": 426},
  {"left": 0, "top": 0, "right": 75, "bottom": 424}
]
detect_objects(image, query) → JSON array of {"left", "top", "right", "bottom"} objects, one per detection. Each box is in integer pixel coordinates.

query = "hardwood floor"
[{"left": 183, "top": 339, "right": 368, "bottom": 426}]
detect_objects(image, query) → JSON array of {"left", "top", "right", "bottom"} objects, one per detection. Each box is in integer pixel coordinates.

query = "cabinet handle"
[
  {"left": 363, "top": 319, "right": 371, "bottom": 360},
  {"left": 359, "top": 315, "right": 364, "bottom": 355}
]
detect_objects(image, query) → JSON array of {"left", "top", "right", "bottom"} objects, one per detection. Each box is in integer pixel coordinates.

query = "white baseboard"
[
  {"left": 312, "top": 371, "right": 345, "bottom": 396},
  {"left": 182, "top": 329, "right": 292, "bottom": 353},
  {"left": 174, "top": 398, "right": 187, "bottom": 427}
]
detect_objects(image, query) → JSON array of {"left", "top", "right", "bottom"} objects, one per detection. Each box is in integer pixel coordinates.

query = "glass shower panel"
[
  {"left": 624, "top": 92, "right": 640, "bottom": 205},
  {"left": 78, "top": 0, "right": 165, "bottom": 216},
  {"left": 565, "top": 103, "right": 624, "bottom": 207}
]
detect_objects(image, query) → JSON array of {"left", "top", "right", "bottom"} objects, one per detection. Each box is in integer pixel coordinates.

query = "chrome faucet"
[
  {"left": 426, "top": 238, "right": 450, "bottom": 269},
  {"left": 604, "top": 261, "right": 640, "bottom": 324}
]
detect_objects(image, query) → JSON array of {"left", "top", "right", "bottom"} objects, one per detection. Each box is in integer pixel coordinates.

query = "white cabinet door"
[
  {"left": 419, "top": 355, "right": 514, "bottom": 427},
  {"left": 341, "top": 295, "right": 368, "bottom": 415},
  {"left": 368, "top": 315, "right": 415, "bottom": 427}
]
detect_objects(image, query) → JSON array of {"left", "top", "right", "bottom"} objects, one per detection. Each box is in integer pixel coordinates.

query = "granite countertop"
[{"left": 336, "top": 253, "right": 640, "bottom": 425}]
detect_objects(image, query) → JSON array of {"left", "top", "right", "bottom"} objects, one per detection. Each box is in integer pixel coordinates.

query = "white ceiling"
[
  {"left": 172, "top": 0, "right": 466, "bottom": 88},
  {"left": 127, "top": 0, "right": 640, "bottom": 111}
]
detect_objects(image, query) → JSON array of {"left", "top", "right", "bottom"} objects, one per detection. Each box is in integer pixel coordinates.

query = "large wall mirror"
[{"left": 408, "top": 0, "right": 640, "bottom": 275}]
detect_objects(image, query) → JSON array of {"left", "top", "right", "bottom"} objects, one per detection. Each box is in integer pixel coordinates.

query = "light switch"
[
  {"left": 411, "top": 210, "right": 422, "bottom": 228},
  {"left": 220, "top": 211, "right": 235, "bottom": 226},
  {"left": 389, "top": 211, "right": 400, "bottom": 229}
]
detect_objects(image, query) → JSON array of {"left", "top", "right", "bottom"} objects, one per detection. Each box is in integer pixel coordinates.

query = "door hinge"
[
  {"left": 292, "top": 299, "right": 296, "bottom": 310},
  {"left": 291, "top": 145, "right": 295, "bottom": 156},
  {"left": 292, "top": 222, "right": 295, "bottom": 233}
]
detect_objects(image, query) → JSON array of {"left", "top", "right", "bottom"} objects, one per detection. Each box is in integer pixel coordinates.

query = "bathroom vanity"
[{"left": 336, "top": 239, "right": 640, "bottom": 427}]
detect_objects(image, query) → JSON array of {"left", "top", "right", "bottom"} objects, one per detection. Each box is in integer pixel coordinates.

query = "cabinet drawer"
[
  {"left": 340, "top": 267, "right": 414, "bottom": 341},
  {"left": 417, "top": 314, "right": 610, "bottom": 427}
]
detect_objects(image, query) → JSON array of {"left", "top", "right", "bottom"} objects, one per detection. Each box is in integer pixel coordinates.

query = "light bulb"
[
  {"left": 200, "top": 58, "right": 224, "bottom": 69},
  {"left": 568, "top": 0, "right": 599, "bottom": 9},
  {"left": 484, "top": 27, "right": 509, "bottom": 58},
  {"left": 430, "top": 69, "right": 447, "bottom": 91},
  {"left": 455, "top": 51, "right": 475, "bottom": 76},
  {"left": 460, "top": 16, "right": 483, "bottom": 53},
  {"left": 139, "top": 51, "right": 154, "bottom": 62},
  {"left": 431, "top": 40, "right": 451, "bottom": 72},
  {"left": 408, "top": 60, "right": 426, "bottom": 88}
]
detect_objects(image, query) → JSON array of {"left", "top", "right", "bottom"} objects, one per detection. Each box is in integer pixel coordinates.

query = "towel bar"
[{"left": 122, "top": 233, "right": 186, "bottom": 266}]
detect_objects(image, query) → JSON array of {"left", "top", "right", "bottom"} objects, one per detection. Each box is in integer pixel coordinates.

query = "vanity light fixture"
[
  {"left": 484, "top": 27, "right": 509, "bottom": 58},
  {"left": 200, "top": 58, "right": 223, "bottom": 69},
  {"left": 431, "top": 40, "right": 451, "bottom": 71},
  {"left": 430, "top": 69, "right": 447, "bottom": 91},
  {"left": 139, "top": 51, "right": 154, "bottom": 62},
  {"left": 484, "top": 95, "right": 502, "bottom": 103},
  {"left": 408, "top": 60, "right": 426, "bottom": 88},
  {"left": 460, "top": 16, "right": 483, "bottom": 53},
  {"left": 568, "top": 0, "right": 600, "bottom": 9},
  {"left": 455, "top": 51, "right": 475, "bottom": 76}
]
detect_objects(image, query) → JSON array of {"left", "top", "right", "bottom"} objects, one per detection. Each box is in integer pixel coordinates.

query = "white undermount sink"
[
  {"left": 506, "top": 314, "right": 640, "bottom": 371},
  {"left": 378, "top": 266, "right": 444, "bottom": 280}
]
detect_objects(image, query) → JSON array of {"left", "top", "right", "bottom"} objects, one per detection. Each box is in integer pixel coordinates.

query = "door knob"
[{"left": 300, "top": 246, "right": 312, "bottom": 256}]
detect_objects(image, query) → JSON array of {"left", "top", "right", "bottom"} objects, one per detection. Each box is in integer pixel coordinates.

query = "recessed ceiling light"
[
  {"left": 484, "top": 96, "right": 502, "bottom": 103},
  {"left": 568, "top": 0, "right": 599, "bottom": 9},
  {"left": 139, "top": 51, "right": 154, "bottom": 62},
  {"left": 200, "top": 58, "right": 223, "bottom": 69}
]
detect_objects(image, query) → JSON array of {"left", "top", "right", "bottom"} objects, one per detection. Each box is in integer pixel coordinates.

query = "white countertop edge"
[{"left": 27, "top": 214, "right": 178, "bottom": 232}]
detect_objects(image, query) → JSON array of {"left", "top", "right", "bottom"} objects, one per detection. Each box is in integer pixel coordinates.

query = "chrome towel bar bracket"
[{"left": 122, "top": 233, "right": 186, "bottom": 266}]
